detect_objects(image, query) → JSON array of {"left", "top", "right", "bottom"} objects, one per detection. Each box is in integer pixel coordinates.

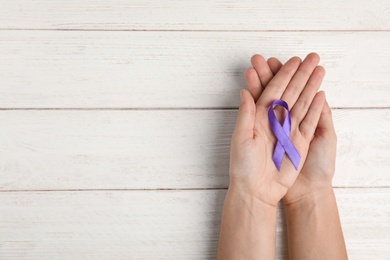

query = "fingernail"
[{"left": 240, "top": 89, "right": 244, "bottom": 101}]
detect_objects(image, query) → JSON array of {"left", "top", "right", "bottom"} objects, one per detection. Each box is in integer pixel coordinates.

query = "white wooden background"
[{"left": 0, "top": 1, "right": 389, "bottom": 259}]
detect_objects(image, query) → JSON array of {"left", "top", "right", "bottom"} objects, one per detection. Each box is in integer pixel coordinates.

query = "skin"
[
  {"left": 252, "top": 54, "right": 347, "bottom": 259},
  {"left": 217, "top": 53, "right": 348, "bottom": 259},
  {"left": 217, "top": 53, "right": 325, "bottom": 259}
]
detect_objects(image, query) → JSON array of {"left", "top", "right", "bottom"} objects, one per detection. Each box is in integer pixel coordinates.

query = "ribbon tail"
[
  {"left": 272, "top": 141, "right": 284, "bottom": 171},
  {"left": 272, "top": 113, "right": 293, "bottom": 170},
  {"left": 274, "top": 125, "right": 300, "bottom": 169},
  {"left": 286, "top": 146, "right": 301, "bottom": 169},
  {"left": 274, "top": 131, "right": 301, "bottom": 170}
]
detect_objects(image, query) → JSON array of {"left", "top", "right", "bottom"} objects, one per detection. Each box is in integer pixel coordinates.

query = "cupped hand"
[
  {"left": 246, "top": 53, "right": 337, "bottom": 205},
  {"left": 229, "top": 53, "right": 325, "bottom": 207}
]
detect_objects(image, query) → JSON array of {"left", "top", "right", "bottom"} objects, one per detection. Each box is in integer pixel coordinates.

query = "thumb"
[
  {"left": 233, "top": 89, "right": 256, "bottom": 138},
  {"left": 316, "top": 95, "right": 336, "bottom": 138}
]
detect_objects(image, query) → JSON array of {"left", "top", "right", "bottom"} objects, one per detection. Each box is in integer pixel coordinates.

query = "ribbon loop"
[{"left": 268, "top": 100, "right": 300, "bottom": 171}]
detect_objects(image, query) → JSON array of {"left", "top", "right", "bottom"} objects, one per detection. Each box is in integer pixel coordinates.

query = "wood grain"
[
  {"left": 0, "top": 189, "right": 388, "bottom": 259},
  {"left": 0, "top": 109, "right": 388, "bottom": 190},
  {"left": 1, "top": 1, "right": 389, "bottom": 258},
  {"left": 1, "top": 0, "right": 390, "bottom": 30},
  {"left": 1, "top": 31, "right": 389, "bottom": 108}
]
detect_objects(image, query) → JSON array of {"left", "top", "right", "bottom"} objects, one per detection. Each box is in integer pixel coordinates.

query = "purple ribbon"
[{"left": 268, "top": 100, "right": 300, "bottom": 171}]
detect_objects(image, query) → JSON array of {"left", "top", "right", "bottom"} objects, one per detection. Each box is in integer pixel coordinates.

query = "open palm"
[
  {"left": 244, "top": 53, "right": 336, "bottom": 205},
  {"left": 230, "top": 54, "right": 325, "bottom": 207}
]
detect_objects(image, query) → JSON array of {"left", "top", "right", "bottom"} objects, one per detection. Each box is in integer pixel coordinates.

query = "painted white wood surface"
[
  {"left": 1, "top": 31, "right": 389, "bottom": 108},
  {"left": 1, "top": 0, "right": 390, "bottom": 30},
  {"left": 0, "top": 109, "right": 388, "bottom": 190},
  {"left": 1, "top": 0, "right": 389, "bottom": 259},
  {"left": 0, "top": 189, "right": 389, "bottom": 259}
]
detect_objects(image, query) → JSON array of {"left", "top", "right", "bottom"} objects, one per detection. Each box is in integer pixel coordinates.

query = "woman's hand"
[
  {"left": 246, "top": 54, "right": 337, "bottom": 205},
  {"left": 218, "top": 53, "right": 346, "bottom": 260},
  {"left": 284, "top": 98, "right": 336, "bottom": 204},
  {"left": 229, "top": 53, "right": 325, "bottom": 207}
]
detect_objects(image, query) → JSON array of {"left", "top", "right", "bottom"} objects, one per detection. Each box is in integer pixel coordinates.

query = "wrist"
[
  {"left": 228, "top": 181, "right": 279, "bottom": 210},
  {"left": 218, "top": 182, "right": 278, "bottom": 259},
  {"left": 283, "top": 186, "right": 347, "bottom": 259},
  {"left": 283, "top": 171, "right": 334, "bottom": 204},
  {"left": 284, "top": 185, "right": 334, "bottom": 209}
]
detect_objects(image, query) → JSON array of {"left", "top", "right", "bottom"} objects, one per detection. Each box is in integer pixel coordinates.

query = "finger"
[
  {"left": 316, "top": 97, "right": 336, "bottom": 138},
  {"left": 245, "top": 67, "right": 262, "bottom": 101},
  {"left": 291, "top": 65, "right": 325, "bottom": 124},
  {"left": 251, "top": 54, "right": 274, "bottom": 88},
  {"left": 267, "top": 57, "right": 283, "bottom": 75},
  {"left": 280, "top": 53, "right": 320, "bottom": 109},
  {"left": 257, "top": 56, "right": 302, "bottom": 107},
  {"left": 299, "top": 91, "right": 326, "bottom": 139},
  {"left": 233, "top": 89, "right": 256, "bottom": 138}
]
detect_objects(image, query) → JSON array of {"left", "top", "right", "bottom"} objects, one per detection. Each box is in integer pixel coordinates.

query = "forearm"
[
  {"left": 217, "top": 185, "right": 277, "bottom": 260},
  {"left": 284, "top": 187, "right": 347, "bottom": 260}
]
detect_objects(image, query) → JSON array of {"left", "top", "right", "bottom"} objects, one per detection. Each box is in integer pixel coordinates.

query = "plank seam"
[
  {"left": 1, "top": 28, "right": 390, "bottom": 32},
  {"left": 0, "top": 187, "right": 388, "bottom": 192}
]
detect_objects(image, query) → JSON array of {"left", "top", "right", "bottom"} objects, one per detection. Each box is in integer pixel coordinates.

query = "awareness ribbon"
[{"left": 268, "top": 100, "right": 300, "bottom": 171}]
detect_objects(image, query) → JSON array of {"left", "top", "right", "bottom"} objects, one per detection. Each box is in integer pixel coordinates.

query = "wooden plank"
[
  {"left": 0, "top": 188, "right": 388, "bottom": 259},
  {"left": 1, "top": 0, "right": 390, "bottom": 30},
  {"left": 0, "top": 31, "right": 389, "bottom": 108},
  {"left": 0, "top": 109, "right": 388, "bottom": 190}
]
